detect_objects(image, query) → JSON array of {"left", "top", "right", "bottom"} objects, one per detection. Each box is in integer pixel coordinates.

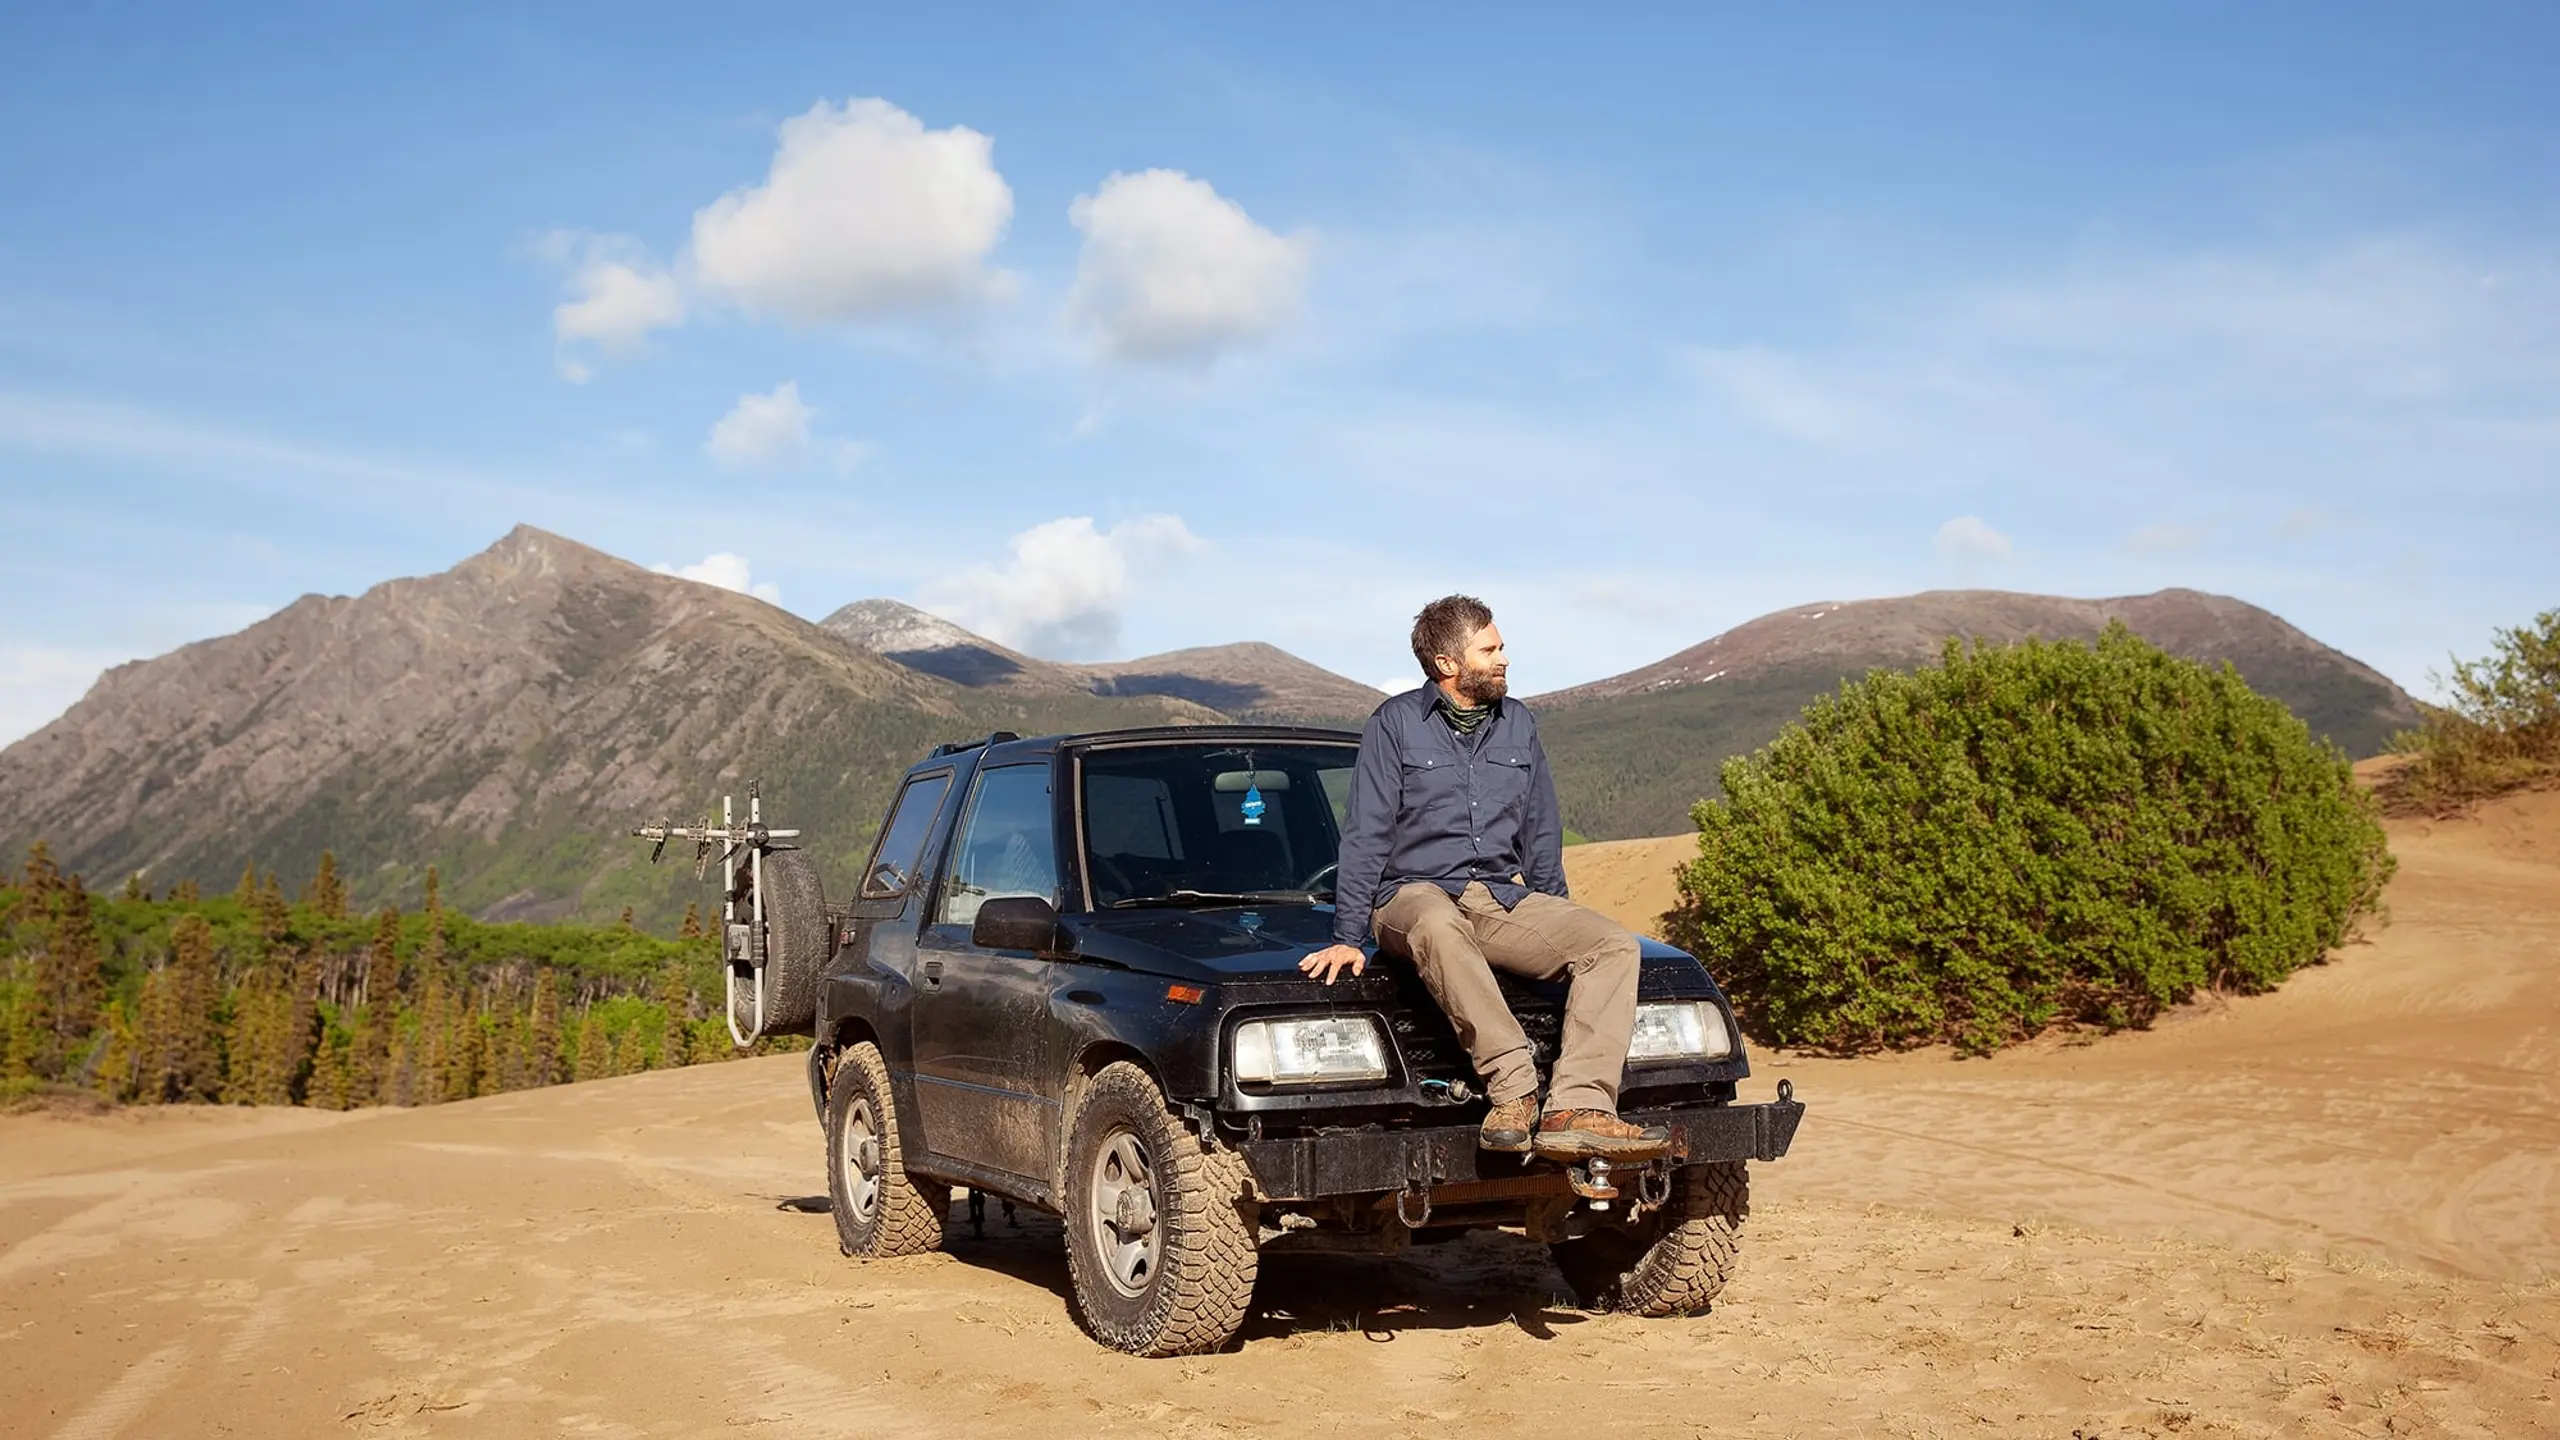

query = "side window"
[
  {"left": 935, "top": 764, "right": 1058, "bottom": 928},
  {"left": 861, "top": 772, "right": 952, "bottom": 899}
]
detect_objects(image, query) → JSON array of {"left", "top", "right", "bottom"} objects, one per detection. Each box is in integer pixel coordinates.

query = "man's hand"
[{"left": 1299, "top": 943, "right": 1368, "bottom": 985}]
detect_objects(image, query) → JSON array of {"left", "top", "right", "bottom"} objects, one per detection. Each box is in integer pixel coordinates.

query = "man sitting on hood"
[{"left": 1300, "top": 595, "right": 1669, "bottom": 1161}]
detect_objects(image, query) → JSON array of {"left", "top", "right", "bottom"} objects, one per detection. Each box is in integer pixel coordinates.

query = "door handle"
[{"left": 921, "top": 958, "right": 944, "bottom": 990}]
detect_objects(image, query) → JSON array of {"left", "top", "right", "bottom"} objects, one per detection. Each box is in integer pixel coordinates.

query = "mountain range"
[
  {"left": 1531, "top": 588, "right": 2423, "bottom": 838},
  {"left": 0, "top": 526, "right": 2420, "bottom": 921}
]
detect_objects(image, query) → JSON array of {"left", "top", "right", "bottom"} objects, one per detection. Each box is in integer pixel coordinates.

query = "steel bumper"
[{"left": 1233, "top": 1087, "right": 1805, "bottom": 1202}]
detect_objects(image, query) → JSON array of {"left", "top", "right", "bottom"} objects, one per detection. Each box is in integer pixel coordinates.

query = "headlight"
[
  {"left": 1627, "top": 1001, "right": 1735, "bottom": 1062},
  {"left": 1232, "top": 1016, "right": 1389, "bottom": 1085}
]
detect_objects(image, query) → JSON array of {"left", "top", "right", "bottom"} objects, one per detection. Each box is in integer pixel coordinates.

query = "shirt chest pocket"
[{"left": 1479, "top": 748, "right": 1535, "bottom": 802}]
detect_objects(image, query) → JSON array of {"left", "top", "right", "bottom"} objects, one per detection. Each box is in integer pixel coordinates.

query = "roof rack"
[{"left": 928, "top": 730, "right": 1022, "bottom": 758}]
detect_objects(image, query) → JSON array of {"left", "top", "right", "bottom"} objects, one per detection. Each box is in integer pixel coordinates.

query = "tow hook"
[
  {"left": 1394, "top": 1179, "right": 1433, "bottom": 1229},
  {"left": 1634, "top": 1164, "right": 1674, "bottom": 1217}
]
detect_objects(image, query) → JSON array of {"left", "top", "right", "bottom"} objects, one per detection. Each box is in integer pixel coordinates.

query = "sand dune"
[{"left": 5, "top": 794, "right": 2556, "bottom": 1436}]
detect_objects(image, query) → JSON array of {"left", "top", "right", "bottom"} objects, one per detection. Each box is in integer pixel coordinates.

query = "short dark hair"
[{"left": 1411, "top": 595, "right": 1494, "bottom": 681}]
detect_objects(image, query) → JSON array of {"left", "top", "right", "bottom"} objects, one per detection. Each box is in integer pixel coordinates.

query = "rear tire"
[
  {"left": 826, "top": 1042, "right": 948, "bottom": 1259},
  {"left": 1061, "top": 1062, "right": 1259, "bottom": 1357},
  {"left": 1551, "top": 1161, "right": 1748, "bottom": 1317}
]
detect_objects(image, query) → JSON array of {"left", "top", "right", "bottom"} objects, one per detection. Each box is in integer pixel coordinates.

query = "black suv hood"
[{"left": 1063, "top": 901, "right": 1717, "bottom": 995}]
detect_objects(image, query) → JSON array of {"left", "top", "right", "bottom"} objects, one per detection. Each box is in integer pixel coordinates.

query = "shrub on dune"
[
  {"left": 2383, "top": 607, "right": 2560, "bottom": 815},
  {"left": 1667, "top": 624, "right": 2394, "bottom": 1055}
]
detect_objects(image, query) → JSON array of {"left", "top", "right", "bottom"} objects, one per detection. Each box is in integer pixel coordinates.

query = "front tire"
[
  {"left": 1062, "top": 1062, "right": 1259, "bottom": 1356},
  {"left": 826, "top": 1042, "right": 949, "bottom": 1258},
  {"left": 1551, "top": 1160, "right": 1748, "bottom": 1316}
]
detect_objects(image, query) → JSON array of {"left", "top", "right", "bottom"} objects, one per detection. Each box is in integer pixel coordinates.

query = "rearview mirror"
[{"left": 972, "top": 895, "right": 1066, "bottom": 953}]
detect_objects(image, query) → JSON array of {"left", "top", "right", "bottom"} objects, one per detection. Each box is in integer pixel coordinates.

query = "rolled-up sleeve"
[{"left": 1330, "top": 709, "right": 1402, "bottom": 946}]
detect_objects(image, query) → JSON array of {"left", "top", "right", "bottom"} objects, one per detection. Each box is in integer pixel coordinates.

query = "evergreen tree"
[
  {"left": 121, "top": 872, "right": 145, "bottom": 903},
  {"left": 253, "top": 878, "right": 292, "bottom": 953},
  {"left": 133, "top": 962, "right": 183, "bottom": 1102},
  {"left": 347, "top": 1007, "right": 388, "bottom": 1108},
  {"left": 234, "top": 862, "right": 258, "bottom": 904},
  {"left": 572, "top": 1012, "right": 608, "bottom": 1082},
  {"left": 26, "top": 881, "right": 106, "bottom": 1081},
  {"left": 678, "top": 901, "right": 703, "bottom": 941},
  {"left": 23, "top": 840, "right": 62, "bottom": 897},
  {"left": 525, "top": 970, "right": 562, "bottom": 1088},
  {"left": 304, "top": 851, "right": 347, "bottom": 920},
  {"left": 307, "top": 1037, "right": 350, "bottom": 1110},
  {"left": 655, "top": 968, "right": 692, "bottom": 1069},
  {"left": 617, "top": 905, "right": 635, "bottom": 932},
  {"left": 423, "top": 864, "right": 441, "bottom": 920},
  {"left": 222, "top": 969, "right": 284, "bottom": 1104},
  {"left": 146, "top": 913, "right": 225, "bottom": 1103},
  {"left": 366, "top": 907, "right": 402, "bottom": 1007},
  {"left": 380, "top": 1023, "right": 415, "bottom": 1107},
  {"left": 282, "top": 955, "right": 323, "bottom": 1103},
  {"left": 479, "top": 1011, "right": 511, "bottom": 1096},
  {"left": 610, "top": 1022, "right": 645, "bottom": 1077},
  {"left": 443, "top": 1011, "right": 484, "bottom": 1102},
  {"left": 171, "top": 878, "right": 201, "bottom": 905},
  {"left": 416, "top": 965, "right": 451, "bottom": 1105},
  {"left": 91, "top": 998, "right": 142, "bottom": 1102}
]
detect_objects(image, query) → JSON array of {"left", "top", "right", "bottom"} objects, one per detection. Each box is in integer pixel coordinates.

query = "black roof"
[{"left": 915, "top": 723, "right": 1360, "bottom": 772}]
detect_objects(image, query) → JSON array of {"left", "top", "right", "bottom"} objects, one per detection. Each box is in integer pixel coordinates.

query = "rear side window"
[{"left": 861, "top": 772, "right": 953, "bottom": 899}]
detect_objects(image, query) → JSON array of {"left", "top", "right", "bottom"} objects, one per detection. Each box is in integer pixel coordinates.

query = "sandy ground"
[{"left": 6, "top": 793, "right": 2556, "bottom": 1437}]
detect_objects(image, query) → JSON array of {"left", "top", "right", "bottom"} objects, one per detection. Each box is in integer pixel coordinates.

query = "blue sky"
[{"left": 3, "top": 2, "right": 2554, "bottom": 742}]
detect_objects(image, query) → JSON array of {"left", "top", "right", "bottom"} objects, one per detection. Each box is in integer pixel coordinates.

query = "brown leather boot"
[
  {"left": 1478, "top": 1095, "right": 1540, "bottom": 1153},
  {"left": 1533, "top": 1109, "right": 1671, "bottom": 1160}
]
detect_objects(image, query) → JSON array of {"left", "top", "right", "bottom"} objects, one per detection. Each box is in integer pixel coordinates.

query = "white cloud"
[
  {"left": 921, "top": 515, "right": 1202, "bottom": 658},
  {"left": 0, "top": 646, "right": 135, "bottom": 746},
  {"left": 1933, "top": 516, "right": 2013, "bottom": 568},
  {"left": 652, "top": 553, "right": 782, "bottom": 605},
  {"left": 1067, "top": 169, "right": 1309, "bottom": 366},
  {"left": 702, "top": 381, "right": 864, "bottom": 472},
  {"left": 544, "top": 232, "right": 686, "bottom": 379},
  {"left": 691, "top": 98, "right": 1014, "bottom": 323}
]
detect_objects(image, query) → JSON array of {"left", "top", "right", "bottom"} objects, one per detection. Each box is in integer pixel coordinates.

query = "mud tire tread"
[
  {"left": 1062, "top": 1062, "right": 1259, "bottom": 1357},
  {"left": 1552, "top": 1160, "right": 1748, "bottom": 1317},
  {"left": 826, "top": 1042, "right": 949, "bottom": 1259}
]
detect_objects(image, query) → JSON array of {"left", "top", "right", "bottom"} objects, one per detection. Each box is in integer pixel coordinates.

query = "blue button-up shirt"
[{"left": 1331, "top": 685, "right": 1569, "bottom": 947}]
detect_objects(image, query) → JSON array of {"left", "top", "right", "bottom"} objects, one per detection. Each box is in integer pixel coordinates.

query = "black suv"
[{"left": 733, "top": 726, "right": 1803, "bottom": 1356}]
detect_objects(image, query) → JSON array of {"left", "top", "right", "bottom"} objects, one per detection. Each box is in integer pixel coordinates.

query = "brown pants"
[{"left": 1373, "top": 881, "right": 1641, "bottom": 1114}]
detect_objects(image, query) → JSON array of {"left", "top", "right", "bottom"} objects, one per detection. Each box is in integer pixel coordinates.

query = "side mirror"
[{"left": 972, "top": 895, "right": 1066, "bottom": 953}]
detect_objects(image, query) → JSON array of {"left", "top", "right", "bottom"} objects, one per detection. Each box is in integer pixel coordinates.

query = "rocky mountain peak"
[{"left": 822, "top": 599, "right": 1014, "bottom": 658}]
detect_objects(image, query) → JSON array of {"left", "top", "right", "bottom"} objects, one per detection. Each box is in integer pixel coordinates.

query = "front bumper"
[{"left": 1233, "top": 1084, "right": 1805, "bottom": 1201}]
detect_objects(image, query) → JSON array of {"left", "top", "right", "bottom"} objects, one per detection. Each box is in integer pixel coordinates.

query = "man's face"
[{"left": 1439, "top": 622, "right": 1508, "bottom": 705}]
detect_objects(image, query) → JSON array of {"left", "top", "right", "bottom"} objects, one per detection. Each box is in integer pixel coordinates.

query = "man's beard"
[{"left": 1455, "top": 662, "right": 1508, "bottom": 706}]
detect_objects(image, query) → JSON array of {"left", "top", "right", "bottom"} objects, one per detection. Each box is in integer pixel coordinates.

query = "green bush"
[
  {"left": 1666, "top": 624, "right": 2394, "bottom": 1054},
  {"left": 2384, "top": 608, "right": 2560, "bottom": 814}
]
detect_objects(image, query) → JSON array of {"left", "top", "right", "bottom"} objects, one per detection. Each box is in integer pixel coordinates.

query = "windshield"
[{"left": 1079, "top": 742, "right": 1358, "bottom": 908}]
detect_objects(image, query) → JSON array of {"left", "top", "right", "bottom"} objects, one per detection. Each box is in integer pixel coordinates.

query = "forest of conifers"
[{"left": 0, "top": 842, "right": 786, "bottom": 1109}]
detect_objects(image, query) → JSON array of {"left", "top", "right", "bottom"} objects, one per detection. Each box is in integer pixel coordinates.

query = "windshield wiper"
[{"left": 1108, "top": 888, "right": 1319, "bottom": 909}]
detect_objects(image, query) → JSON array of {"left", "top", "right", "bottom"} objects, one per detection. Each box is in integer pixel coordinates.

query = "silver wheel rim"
[
  {"left": 842, "top": 1095, "right": 884, "bottom": 1224},
  {"left": 1088, "top": 1128, "right": 1163, "bottom": 1299}
]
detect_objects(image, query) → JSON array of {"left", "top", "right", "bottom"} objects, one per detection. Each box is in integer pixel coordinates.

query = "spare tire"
[{"left": 727, "top": 847, "right": 828, "bottom": 1044}]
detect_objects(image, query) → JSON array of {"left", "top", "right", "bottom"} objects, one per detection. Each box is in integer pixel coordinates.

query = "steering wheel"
[{"left": 1299, "top": 861, "right": 1339, "bottom": 896}]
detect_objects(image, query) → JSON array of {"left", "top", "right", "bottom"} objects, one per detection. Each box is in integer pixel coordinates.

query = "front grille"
[{"left": 1383, "top": 971, "right": 1562, "bottom": 1082}]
